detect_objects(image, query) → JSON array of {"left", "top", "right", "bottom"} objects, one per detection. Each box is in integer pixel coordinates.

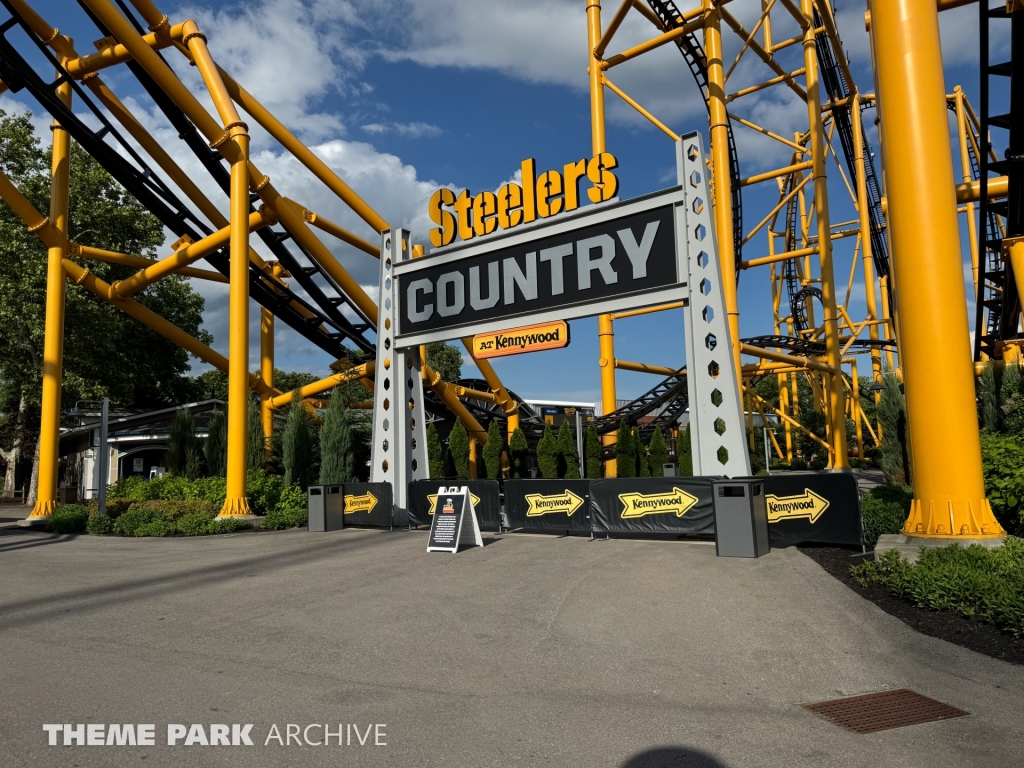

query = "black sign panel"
[
  {"left": 763, "top": 473, "right": 861, "bottom": 547},
  {"left": 589, "top": 477, "right": 716, "bottom": 535},
  {"left": 426, "top": 490, "right": 467, "bottom": 552},
  {"left": 398, "top": 204, "right": 676, "bottom": 338},
  {"left": 342, "top": 482, "right": 395, "bottom": 527},
  {"left": 504, "top": 479, "right": 592, "bottom": 533},
  {"left": 408, "top": 480, "right": 501, "bottom": 530}
]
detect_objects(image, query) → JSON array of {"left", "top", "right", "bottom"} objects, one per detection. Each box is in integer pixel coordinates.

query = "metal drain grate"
[{"left": 802, "top": 689, "right": 969, "bottom": 734}]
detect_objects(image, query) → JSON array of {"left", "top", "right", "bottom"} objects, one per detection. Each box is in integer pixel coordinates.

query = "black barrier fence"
[
  {"left": 408, "top": 480, "right": 502, "bottom": 530},
  {"left": 339, "top": 482, "right": 397, "bottom": 527},
  {"left": 503, "top": 479, "right": 593, "bottom": 533},
  {"left": 589, "top": 477, "right": 716, "bottom": 535},
  {"left": 762, "top": 472, "right": 862, "bottom": 547}
]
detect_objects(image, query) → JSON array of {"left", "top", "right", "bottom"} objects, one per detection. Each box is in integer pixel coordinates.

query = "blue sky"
[{"left": 5, "top": 1, "right": 1008, "bottom": 408}]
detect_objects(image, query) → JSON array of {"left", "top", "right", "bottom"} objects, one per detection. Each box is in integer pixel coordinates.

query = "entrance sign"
[
  {"left": 395, "top": 195, "right": 683, "bottom": 345},
  {"left": 426, "top": 486, "right": 484, "bottom": 553},
  {"left": 372, "top": 133, "right": 750, "bottom": 510},
  {"left": 472, "top": 320, "right": 570, "bottom": 359}
]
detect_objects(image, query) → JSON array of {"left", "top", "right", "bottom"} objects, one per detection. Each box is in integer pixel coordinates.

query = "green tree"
[
  {"left": 282, "top": 396, "right": 315, "bottom": 490},
  {"left": 247, "top": 397, "right": 265, "bottom": 471},
  {"left": 319, "top": 388, "right": 355, "bottom": 484},
  {"left": 556, "top": 421, "right": 580, "bottom": 479},
  {"left": 0, "top": 110, "right": 211, "bottom": 498},
  {"left": 648, "top": 426, "right": 669, "bottom": 476},
  {"left": 426, "top": 342, "right": 463, "bottom": 382},
  {"left": 615, "top": 419, "right": 636, "bottom": 478},
  {"left": 509, "top": 427, "right": 530, "bottom": 479},
  {"left": 482, "top": 419, "right": 505, "bottom": 480},
  {"left": 426, "top": 423, "right": 444, "bottom": 479},
  {"left": 637, "top": 429, "right": 651, "bottom": 476},
  {"left": 537, "top": 425, "right": 559, "bottom": 478},
  {"left": 980, "top": 361, "right": 1000, "bottom": 432},
  {"left": 879, "top": 372, "right": 909, "bottom": 485},
  {"left": 678, "top": 423, "right": 693, "bottom": 476},
  {"left": 448, "top": 420, "right": 470, "bottom": 480},
  {"left": 166, "top": 408, "right": 202, "bottom": 479},
  {"left": 584, "top": 423, "right": 603, "bottom": 479},
  {"left": 204, "top": 409, "right": 227, "bottom": 477}
]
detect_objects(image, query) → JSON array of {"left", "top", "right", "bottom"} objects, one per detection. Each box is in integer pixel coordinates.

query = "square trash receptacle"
[
  {"left": 325, "top": 485, "right": 345, "bottom": 531},
  {"left": 308, "top": 486, "right": 326, "bottom": 532},
  {"left": 711, "top": 478, "right": 769, "bottom": 558}
]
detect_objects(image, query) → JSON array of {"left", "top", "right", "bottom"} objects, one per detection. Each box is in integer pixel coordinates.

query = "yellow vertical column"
[
  {"left": 850, "top": 360, "right": 864, "bottom": 461},
  {"left": 25, "top": 79, "right": 72, "bottom": 522},
  {"left": 704, "top": 3, "right": 743, "bottom": 393},
  {"left": 588, "top": 0, "right": 618, "bottom": 476},
  {"left": 260, "top": 306, "right": 274, "bottom": 451},
  {"left": 801, "top": 0, "right": 848, "bottom": 469},
  {"left": 870, "top": 0, "right": 1002, "bottom": 538}
]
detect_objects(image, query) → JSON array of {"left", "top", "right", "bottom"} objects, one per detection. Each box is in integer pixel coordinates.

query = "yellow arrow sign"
[
  {"left": 427, "top": 492, "right": 481, "bottom": 515},
  {"left": 525, "top": 489, "right": 584, "bottom": 517},
  {"left": 765, "top": 489, "right": 829, "bottom": 524},
  {"left": 344, "top": 491, "right": 378, "bottom": 514},
  {"left": 618, "top": 487, "right": 699, "bottom": 519}
]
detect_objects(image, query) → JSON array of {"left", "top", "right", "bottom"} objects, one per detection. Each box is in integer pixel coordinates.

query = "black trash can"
[
  {"left": 308, "top": 485, "right": 326, "bottom": 532},
  {"left": 325, "top": 485, "right": 345, "bottom": 531},
  {"left": 711, "top": 478, "right": 769, "bottom": 558}
]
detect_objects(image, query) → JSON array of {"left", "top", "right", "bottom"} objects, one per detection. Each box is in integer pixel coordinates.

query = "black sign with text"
[
  {"left": 504, "top": 479, "right": 592, "bottom": 533},
  {"left": 763, "top": 473, "right": 862, "bottom": 546},
  {"left": 398, "top": 203, "right": 677, "bottom": 338},
  {"left": 408, "top": 480, "right": 501, "bottom": 530},
  {"left": 426, "top": 491, "right": 467, "bottom": 552},
  {"left": 589, "top": 477, "right": 716, "bottom": 535},
  {"left": 342, "top": 482, "right": 395, "bottom": 527}
]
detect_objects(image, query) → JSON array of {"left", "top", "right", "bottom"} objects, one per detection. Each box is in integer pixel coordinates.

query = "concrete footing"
[
  {"left": 875, "top": 533, "right": 1006, "bottom": 563},
  {"left": 217, "top": 515, "right": 262, "bottom": 529},
  {"left": 16, "top": 516, "right": 50, "bottom": 528}
]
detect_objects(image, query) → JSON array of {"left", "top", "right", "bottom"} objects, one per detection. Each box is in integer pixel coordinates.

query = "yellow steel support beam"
[
  {"left": 740, "top": 342, "right": 834, "bottom": 373},
  {"left": 601, "top": 15, "right": 706, "bottom": 69},
  {"left": 302, "top": 209, "right": 378, "bottom": 258},
  {"left": 63, "top": 25, "right": 182, "bottom": 78},
  {"left": 870, "top": 0, "right": 1002, "bottom": 537},
  {"left": 594, "top": 0, "right": 634, "bottom": 59},
  {"left": 268, "top": 363, "right": 375, "bottom": 410},
  {"left": 71, "top": 243, "right": 228, "bottom": 283},
  {"left": 27, "top": 80, "right": 72, "bottom": 521},
  {"left": 63, "top": 259, "right": 275, "bottom": 396},
  {"left": 955, "top": 175, "right": 1008, "bottom": 204},
  {"left": 602, "top": 75, "right": 680, "bottom": 141},
  {"left": 424, "top": 364, "right": 488, "bottom": 445},
  {"left": 615, "top": 359, "right": 679, "bottom": 376},
  {"left": 612, "top": 301, "right": 686, "bottom": 320},
  {"left": 801, "top": 0, "right": 848, "bottom": 469}
]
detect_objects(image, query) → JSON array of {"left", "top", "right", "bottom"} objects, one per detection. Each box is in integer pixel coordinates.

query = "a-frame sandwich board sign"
[{"left": 426, "top": 486, "right": 484, "bottom": 553}]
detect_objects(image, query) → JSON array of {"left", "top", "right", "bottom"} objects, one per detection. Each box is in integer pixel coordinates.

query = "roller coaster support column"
[
  {"left": 182, "top": 22, "right": 254, "bottom": 517},
  {"left": 588, "top": 0, "right": 618, "bottom": 476},
  {"left": 703, "top": 2, "right": 743, "bottom": 402},
  {"left": 801, "top": 0, "right": 848, "bottom": 470},
  {"left": 870, "top": 0, "right": 1003, "bottom": 538},
  {"left": 851, "top": 94, "right": 884, "bottom": 417},
  {"left": 24, "top": 77, "right": 72, "bottom": 524},
  {"left": 261, "top": 264, "right": 286, "bottom": 455}
]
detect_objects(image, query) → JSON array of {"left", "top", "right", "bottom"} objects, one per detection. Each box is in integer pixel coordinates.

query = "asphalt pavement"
[{"left": 1, "top": 523, "right": 1021, "bottom": 767}]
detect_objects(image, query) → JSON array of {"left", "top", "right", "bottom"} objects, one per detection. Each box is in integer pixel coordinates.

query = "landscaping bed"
[{"left": 800, "top": 545, "right": 1024, "bottom": 665}]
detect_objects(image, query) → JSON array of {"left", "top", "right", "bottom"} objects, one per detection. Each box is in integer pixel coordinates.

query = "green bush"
[
  {"left": 861, "top": 484, "right": 912, "bottom": 547},
  {"left": 207, "top": 517, "right": 250, "bottom": 534},
  {"left": 176, "top": 512, "right": 216, "bottom": 536},
  {"left": 108, "top": 475, "right": 150, "bottom": 502},
  {"left": 47, "top": 504, "right": 89, "bottom": 534},
  {"left": 129, "top": 499, "right": 218, "bottom": 520},
  {"left": 261, "top": 484, "right": 307, "bottom": 530},
  {"left": 851, "top": 537, "right": 1024, "bottom": 638},
  {"left": 86, "top": 511, "right": 114, "bottom": 535},
  {"left": 112, "top": 507, "right": 163, "bottom": 536},
  {"left": 980, "top": 432, "right": 1024, "bottom": 533},
  {"left": 245, "top": 469, "right": 286, "bottom": 515},
  {"left": 134, "top": 519, "right": 175, "bottom": 537},
  {"left": 536, "top": 425, "right": 559, "bottom": 479}
]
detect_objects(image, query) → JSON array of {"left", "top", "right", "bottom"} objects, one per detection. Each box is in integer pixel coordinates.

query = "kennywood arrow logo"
[
  {"left": 344, "top": 491, "right": 378, "bottom": 514},
  {"left": 427, "top": 492, "right": 480, "bottom": 515},
  {"left": 618, "top": 487, "right": 698, "bottom": 519},
  {"left": 525, "top": 490, "right": 584, "bottom": 517},
  {"left": 765, "top": 489, "right": 829, "bottom": 524}
]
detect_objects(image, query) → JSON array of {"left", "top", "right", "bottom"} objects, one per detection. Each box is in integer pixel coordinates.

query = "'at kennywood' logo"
[
  {"left": 765, "top": 489, "right": 829, "bottom": 524},
  {"left": 344, "top": 491, "right": 378, "bottom": 514},
  {"left": 618, "top": 487, "right": 698, "bottom": 519},
  {"left": 427, "top": 493, "right": 480, "bottom": 515},
  {"left": 525, "top": 490, "right": 584, "bottom": 517}
]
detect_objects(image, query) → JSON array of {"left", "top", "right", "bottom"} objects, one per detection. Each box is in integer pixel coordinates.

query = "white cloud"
[{"left": 361, "top": 121, "right": 442, "bottom": 137}]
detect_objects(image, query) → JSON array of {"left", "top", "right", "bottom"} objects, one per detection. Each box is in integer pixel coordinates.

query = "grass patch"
[{"left": 851, "top": 536, "right": 1024, "bottom": 638}]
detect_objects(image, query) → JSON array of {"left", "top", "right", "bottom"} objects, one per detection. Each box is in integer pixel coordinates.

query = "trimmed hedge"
[
  {"left": 861, "top": 484, "right": 912, "bottom": 547},
  {"left": 47, "top": 504, "right": 89, "bottom": 534},
  {"left": 852, "top": 537, "right": 1024, "bottom": 638},
  {"left": 260, "top": 484, "right": 307, "bottom": 530}
]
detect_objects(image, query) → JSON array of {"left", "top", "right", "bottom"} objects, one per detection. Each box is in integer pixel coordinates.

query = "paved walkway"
[{"left": 1, "top": 525, "right": 1021, "bottom": 767}]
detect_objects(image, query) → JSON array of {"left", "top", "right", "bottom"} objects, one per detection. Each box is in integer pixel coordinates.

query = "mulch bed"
[{"left": 798, "top": 545, "right": 1024, "bottom": 666}]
